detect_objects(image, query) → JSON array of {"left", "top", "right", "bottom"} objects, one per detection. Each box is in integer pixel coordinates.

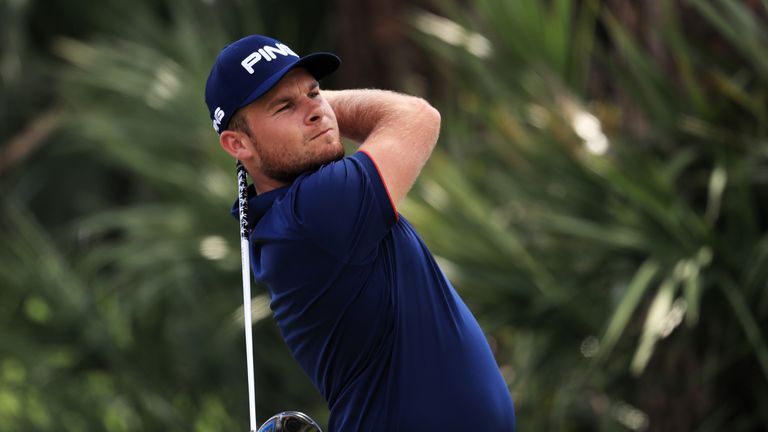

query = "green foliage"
[
  {"left": 409, "top": 0, "right": 768, "bottom": 430},
  {"left": 1, "top": 0, "right": 332, "bottom": 430},
  {"left": 3, "top": 0, "right": 768, "bottom": 430}
]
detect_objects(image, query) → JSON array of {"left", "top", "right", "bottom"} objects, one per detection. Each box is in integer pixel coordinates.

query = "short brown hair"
[{"left": 228, "top": 110, "right": 252, "bottom": 137}]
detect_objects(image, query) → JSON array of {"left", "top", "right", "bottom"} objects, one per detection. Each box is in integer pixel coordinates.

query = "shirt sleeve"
[{"left": 291, "top": 151, "right": 398, "bottom": 263}]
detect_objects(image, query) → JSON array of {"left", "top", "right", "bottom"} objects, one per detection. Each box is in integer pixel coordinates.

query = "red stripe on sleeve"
[{"left": 357, "top": 149, "right": 399, "bottom": 222}]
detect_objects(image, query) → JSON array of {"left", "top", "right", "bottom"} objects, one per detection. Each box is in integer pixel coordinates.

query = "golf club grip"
[{"left": 237, "top": 161, "right": 250, "bottom": 239}]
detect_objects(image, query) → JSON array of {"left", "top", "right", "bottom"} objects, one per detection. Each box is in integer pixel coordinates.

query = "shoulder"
[
  {"left": 266, "top": 153, "right": 398, "bottom": 261},
  {"left": 287, "top": 152, "right": 396, "bottom": 224}
]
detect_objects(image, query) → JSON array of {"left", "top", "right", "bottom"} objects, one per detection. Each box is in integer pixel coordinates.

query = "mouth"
[{"left": 310, "top": 128, "right": 333, "bottom": 141}]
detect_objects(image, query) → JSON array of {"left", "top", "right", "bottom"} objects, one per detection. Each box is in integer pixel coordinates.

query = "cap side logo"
[
  {"left": 240, "top": 43, "right": 299, "bottom": 74},
  {"left": 213, "top": 107, "right": 225, "bottom": 132}
]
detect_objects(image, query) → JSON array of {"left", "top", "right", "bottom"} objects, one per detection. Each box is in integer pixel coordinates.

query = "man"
[{"left": 205, "top": 34, "right": 516, "bottom": 431}]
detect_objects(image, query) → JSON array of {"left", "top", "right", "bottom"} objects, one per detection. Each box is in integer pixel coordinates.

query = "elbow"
[
  {"left": 426, "top": 101, "right": 442, "bottom": 131},
  {"left": 414, "top": 98, "right": 441, "bottom": 143},
  {"left": 415, "top": 97, "right": 441, "bottom": 126}
]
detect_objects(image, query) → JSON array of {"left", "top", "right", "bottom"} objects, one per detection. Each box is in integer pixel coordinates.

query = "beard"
[{"left": 257, "top": 139, "right": 346, "bottom": 183}]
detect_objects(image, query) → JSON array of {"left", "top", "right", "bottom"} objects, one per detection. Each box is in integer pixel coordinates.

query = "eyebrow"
[{"left": 266, "top": 80, "right": 320, "bottom": 111}]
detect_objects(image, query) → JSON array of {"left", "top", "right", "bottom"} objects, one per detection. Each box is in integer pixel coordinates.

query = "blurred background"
[{"left": 2, "top": 0, "right": 767, "bottom": 430}]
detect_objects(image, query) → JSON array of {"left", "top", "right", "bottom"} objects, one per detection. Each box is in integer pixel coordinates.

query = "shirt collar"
[{"left": 230, "top": 184, "right": 290, "bottom": 227}]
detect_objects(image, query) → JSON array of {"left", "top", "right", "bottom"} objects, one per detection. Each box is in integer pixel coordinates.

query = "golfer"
[{"left": 205, "top": 34, "right": 516, "bottom": 431}]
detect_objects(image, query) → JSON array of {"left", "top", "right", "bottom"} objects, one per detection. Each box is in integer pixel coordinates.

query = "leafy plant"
[
  {"left": 408, "top": 0, "right": 768, "bottom": 430},
  {"left": 0, "top": 0, "right": 334, "bottom": 430}
]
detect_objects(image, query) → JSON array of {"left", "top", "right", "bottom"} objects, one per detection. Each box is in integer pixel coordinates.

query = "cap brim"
[
  {"left": 295, "top": 52, "right": 341, "bottom": 81},
  {"left": 236, "top": 52, "right": 340, "bottom": 113}
]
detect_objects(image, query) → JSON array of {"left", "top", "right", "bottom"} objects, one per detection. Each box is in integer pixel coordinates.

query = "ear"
[{"left": 219, "top": 130, "right": 255, "bottom": 161}]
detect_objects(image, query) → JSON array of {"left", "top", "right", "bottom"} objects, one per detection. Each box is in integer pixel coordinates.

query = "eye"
[
  {"left": 275, "top": 103, "right": 292, "bottom": 113},
  {"left": 308, "top": 90, "right": 320, "bottom": 98}
]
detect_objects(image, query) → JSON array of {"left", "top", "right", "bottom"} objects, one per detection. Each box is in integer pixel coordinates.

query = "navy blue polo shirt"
[{"left": 234, "top": 151, "right": 515, "bottom": 431}]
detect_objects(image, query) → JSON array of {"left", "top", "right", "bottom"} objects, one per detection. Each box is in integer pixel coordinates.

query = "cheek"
[
  {"left": 323, "top": 103, "right": 338, "bottom": 124},
  {"left": 256, "top": 121, "right": 296, "bottom": 147}
]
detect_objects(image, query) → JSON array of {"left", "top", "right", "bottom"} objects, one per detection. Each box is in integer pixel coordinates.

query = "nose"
[{"left": 304, "top": 96, "right": 323, "bottom": 125}]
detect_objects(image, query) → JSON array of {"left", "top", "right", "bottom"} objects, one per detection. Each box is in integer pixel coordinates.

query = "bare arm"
[{"left": 322, "top": 89, "right": 441, "bottom": 207}]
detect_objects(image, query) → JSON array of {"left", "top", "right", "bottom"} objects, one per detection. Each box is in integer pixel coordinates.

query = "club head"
[{"left": 256, "top": 411, "right": 323, "bottom": 432}]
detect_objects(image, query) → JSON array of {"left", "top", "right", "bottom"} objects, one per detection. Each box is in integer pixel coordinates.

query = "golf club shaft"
[{"left": 237, "top": 161, "right": 258, "bottom": 432}]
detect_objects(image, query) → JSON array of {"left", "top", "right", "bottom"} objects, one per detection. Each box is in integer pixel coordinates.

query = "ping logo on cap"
[
  {"left": 213, "top": 107, "right": 225, "bottom": 132},
  {"left": 240, "top": 43, "right": 299, "bottom": 74}
]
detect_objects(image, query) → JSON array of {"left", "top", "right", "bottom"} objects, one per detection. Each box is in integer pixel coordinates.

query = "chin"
[
  {"left": 322, "top": 139, "right": 345, "bottom": 161},
  {"left": 319, "top": 147, "right": 345, "bottom": 166},
  {"left": 265, "top": 146, "right": 346, "bottom": 184},
  {"left": 308, "top": 146, "right": 345, "bottom": 173}
]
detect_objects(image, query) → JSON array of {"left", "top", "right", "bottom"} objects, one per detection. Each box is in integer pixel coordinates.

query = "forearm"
[
  {"left": 323, "top": 89, "right": 436, "bottom": 143},
  {"left": 322, "top": 88, "right": 441, "bottom": 207}
]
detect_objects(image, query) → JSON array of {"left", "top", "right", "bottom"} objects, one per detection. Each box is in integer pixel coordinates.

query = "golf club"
[
  {"left": 257, "top": 411, "right": 323, "bottom": 432},
  {"left": 237, "top": 160, "right": 258, "bottom": 431},
  {"left": 236, "top": 161, "right": 324, "bottom": 432}
]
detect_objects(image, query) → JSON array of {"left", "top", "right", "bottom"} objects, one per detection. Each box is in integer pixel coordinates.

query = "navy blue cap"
[{"left": 205, "top": 35, "right": 340, "bottom": 134}]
